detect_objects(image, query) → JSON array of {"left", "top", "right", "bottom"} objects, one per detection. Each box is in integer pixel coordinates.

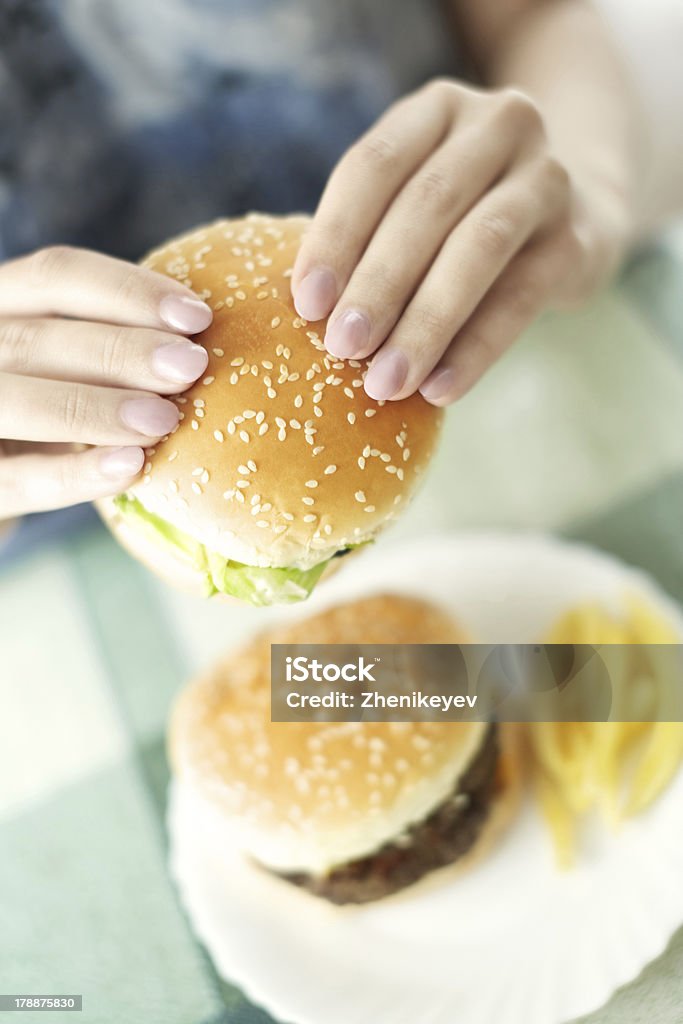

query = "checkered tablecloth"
[{"left": 2, "top": 232, "right": 683, "bottom": 1024}]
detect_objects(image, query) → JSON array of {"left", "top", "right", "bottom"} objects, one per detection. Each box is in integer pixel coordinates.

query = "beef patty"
[{"left": 280, "top": 724, "right": 498, "bottom": 904}]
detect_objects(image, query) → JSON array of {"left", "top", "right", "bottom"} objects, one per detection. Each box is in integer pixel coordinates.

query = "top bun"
[{"left": 100, "top": 214, "right": 443, "bottom": 574}]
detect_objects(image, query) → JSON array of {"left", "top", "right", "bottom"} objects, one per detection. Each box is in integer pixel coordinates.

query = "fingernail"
[
  {"left": 364, "top": 349, "right": 409, "bottom": 401},
  {"left": 325, "top": 310, "right": 370, "bottom": 358},
  {"left": 419, "top": 368, "right": 456, "bottom": 405},
  {"left": 294, "top": 267, "right": 337, "bottom": 321},
  {"left": 152, "top": 339, "right": 209, "bottom": 383},
  {"left": 159, "top": 294, "right": 213, "bottom": 333},
  {"left": 99, "top": 446, "right": 145, "bottom": 479},
  {"left": 120, "top": 397, "right": 180, "bottom": 437}
]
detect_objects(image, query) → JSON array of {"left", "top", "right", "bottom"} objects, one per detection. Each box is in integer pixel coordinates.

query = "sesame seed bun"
[
  {"left": 98, "top": 214, "right": 443, "bottom": 593},
  {"left": 169, "top": 594, "right": 521, "bottom": 888}
]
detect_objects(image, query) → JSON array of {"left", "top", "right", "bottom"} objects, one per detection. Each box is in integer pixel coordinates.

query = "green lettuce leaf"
[{"left": 112, "top": 494, "right": 331, "bottom": 605}]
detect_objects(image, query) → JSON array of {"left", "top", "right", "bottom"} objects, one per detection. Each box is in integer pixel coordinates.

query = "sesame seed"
[
  {"left": 365, "top": 409, "right": 377, "bottom": 418},
  {"left": 314, "top": 406, "right": 323, "bottom": 417},
  {"left": 363, "top": 445, "right": 371, "bottom": 458},
  {"left": 271, "top": 317, "right": 281, "bottom": 329},
  {"left": 386, "top": 465, "right": 397, "bottom": 474},
  {"left": 238, "top": 465, "right": 250, "bottom": 475},
  {"left": 358, "top": 457, "right": 366, "bottom": 470},
  {"left": 324, "top": 524, "right": 333, "bottom": 535},
  {"left": 213, "top": 348, "right": 224, "bottom": 357},
  {"left": 203, "top": 376, "right": 215, "bottom": 385},
  {"left": 262, "top": 361, "right": 273, "bottom": 371},
  {"left": 240, "top": 364, "right": 250, "bottom": 376},
  {"left": 243, "top": 409, "right": 256, "bottom": 419},
  {"left": 231, "top": 357, "right": 244, "bottom": 367},
  {"left": 267, "top": 388, "right": 276, "bottom": 399},
  {"left": 235, "top": 490, "right": 245, "bottom": 503},
  {"left": 364, "top": 505, "right": 376, "bottom": 513},
  {"left": 230, "top": 372, "right": 239, "bottom": 385},
  {"left": 235, "top": 290, "right": 246, "bottom": 300},
  {"left": 396, "top": 435, "right": 404, "bottom": 448},
  {"left": 227, "top": 421, "right": 236, "bottom": 435},
  {"left": 191, "top": 420, "right": 199, "bottom": 430},
  {"left": 355, "top": 490, "right": 366, "bottom": 503},
  {"left": 278, "top": 428, "right": 286, "bottom": 441},
  {"left": 259, "top": 423, "right": 269, "bottom": 435},
  {"left": 397, "top": 468, "right": 404, "bottom": 481},
  {"left": 247, "top": 460, "right": 257, "bottom": 472},
  {"left": 344, "top": 387, "right": 354, "bottom": 399},
  {"left": 239, "top": 430, "right": 249, "bottom": 443},
  {"left": 193, "top": 398, "right": 205, "bottom": 408},
  {"left": 370, "top": 448, "right": 380, "bottom": 457},
  {"left": 275, "top": 417, "right": 286, "bottom": 429},
  {"left": 201, "top": 470, "right": 209, "bottom": 484},
  {"left": 380, "top": 453, "right": 391, "bottom": 463},
  {"left": 273, "top": 524, "right": 287, "bottom": 534},
  {"left": 305, "top": 480, "right": 318, "bottom": 489},
  {"left": 290, "top": 419, "right": 301, "bottom": 429},
  {"left": 282, "top": 512, "right": 294, "bottom": 522},
  {"left": 302, "top": 496, "right": 315, "bottom": 506},
  {"left": 324, "top": 465, "right": 337, "bottom": 475},
  {"left": 294, "top": 394, "right": 303, "bottom": 408},
  {"left": 195, "top": 408, "right": 205, "bottom": 419},
  {"left": 192, "top": 482, "right": 202, "bottom": 495},
  {"left": 257, "top": 291, "right": 268, "bottom": 300},
  {"left": 236, "top": 479, "right": 249, "bottom": 489},
  {"left": 303, "top": 514, "right": 317, "bottom": 523},
  {"left": 256, "top": 410, "right": 265, "bottom": 424},
  {"left": 347, "top": 412, "right": 356, "bottom": 425},
  {"left": 403, "top": 449, "right": 410, "bottom": 461}
]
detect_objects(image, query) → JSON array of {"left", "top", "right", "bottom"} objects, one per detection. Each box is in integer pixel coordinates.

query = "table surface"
[{"left": 1, "top": 232, "right": 683, "bottom": 1024}]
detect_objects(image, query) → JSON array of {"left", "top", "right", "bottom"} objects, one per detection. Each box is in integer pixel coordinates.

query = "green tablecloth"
[{"left": 1, "top": 237, "right": 683, "bottom": 1024}]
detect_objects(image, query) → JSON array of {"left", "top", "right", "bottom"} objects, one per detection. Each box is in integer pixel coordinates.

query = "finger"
[
  {"left": 0, "top": 445, "right": 145, "bottom": 517},
  {"left": 0, "top": 373, "right": 180, "bottom": 446},
  {"left": 291, "top": 80, "right": 459, "bottom": 320},
  {"left": 418, "top": 236, "right": 574, "bottom": 405},
  {"left": 363, "top": 157, "right": 569, "bottom": 400},
  {"left": 323, "top": 109, "right": 525, "bottom": 361},
  {"left": 0, "top": 318, "right": 209, "bottom": 393},
  {"left": 0, "top": 247, "right": 213, "bottom": 334}
]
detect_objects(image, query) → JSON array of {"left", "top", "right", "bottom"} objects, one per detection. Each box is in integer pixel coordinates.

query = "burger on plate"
[
  {"left": 170, "top": 594, "right": 521, "bottom": 904},
  {"left": 98, "top": 214, "right": 443, "bottom": 605}
]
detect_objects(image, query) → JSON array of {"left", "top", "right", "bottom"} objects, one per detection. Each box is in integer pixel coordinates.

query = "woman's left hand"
[{"left": 291, "top": 79, "right": 629, "bottom": 405}]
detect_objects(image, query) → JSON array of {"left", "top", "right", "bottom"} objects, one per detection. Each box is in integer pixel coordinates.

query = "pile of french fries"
[{"left": 530, "top": 596, "right": 683, "bottom": 867}]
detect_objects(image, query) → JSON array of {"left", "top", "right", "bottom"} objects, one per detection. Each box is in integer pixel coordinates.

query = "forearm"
[{"left": 451, "top": 0, "right": 647, "bottom": 241}]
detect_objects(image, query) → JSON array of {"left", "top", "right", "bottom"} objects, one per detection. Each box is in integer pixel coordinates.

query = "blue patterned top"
[{"left": 0, "top": 0, "right": 458, "bottom": 262}]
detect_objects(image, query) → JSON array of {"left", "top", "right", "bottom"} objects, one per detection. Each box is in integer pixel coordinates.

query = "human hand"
[
  {"left": 292, "top": 79, "right": 629, "bottom": 405},
  {"left": 0, "top": 246, "right": 213, "bottom": 518}
]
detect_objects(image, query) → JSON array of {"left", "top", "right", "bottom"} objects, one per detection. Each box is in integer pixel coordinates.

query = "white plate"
[{"left": 168, "top": 532, "right": 683, "bottom": 1024}]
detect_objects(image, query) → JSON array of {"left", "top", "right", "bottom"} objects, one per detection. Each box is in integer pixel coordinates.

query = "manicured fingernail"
[
  {"left": 364, "top": 349, "right": 409, "bottom": 401},
  {"left": 120, "top": 397, "right": 179, "bottom": 437},
  {"left": 294, "top": 267, "right": 337, "bottom": 321},
  {"left": 325, "top": 310, "right": 370, "bottom": 358},
  {"left": 159, "top": 294, "right": 213, "bottom": 333},
  {"left": 419, "top": 368, "right": 456, "bottom": 405},
  {"left": 99, "top": 446, "right": 145, "bottom": 479},
  {"left": 152, "top": 340, "right": 209, "bottom": 383}
]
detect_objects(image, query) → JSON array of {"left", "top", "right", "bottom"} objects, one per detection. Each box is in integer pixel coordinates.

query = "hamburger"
[
  {"left": 170, "top": 594, "right": 521, "bottom": 904},
  {"left": 98, "top": 214, "right": 443, "bottom": 605}
]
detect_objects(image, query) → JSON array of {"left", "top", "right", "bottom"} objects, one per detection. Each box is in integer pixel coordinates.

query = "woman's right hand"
[{"left": 0, "top": 245, "right": 213, "bottom": 518}]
